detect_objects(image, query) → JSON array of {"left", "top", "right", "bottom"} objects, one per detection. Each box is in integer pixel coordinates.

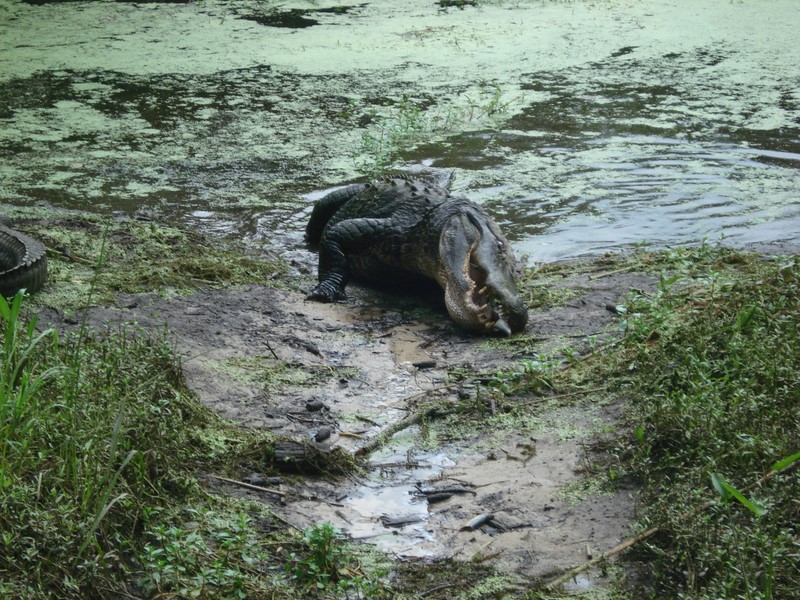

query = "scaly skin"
[
  {"left": 0, "top": 217, "right": 48, "bottom": 297},
  {"left": 305, "top": 176, "right": 528, "bottom": 336}
]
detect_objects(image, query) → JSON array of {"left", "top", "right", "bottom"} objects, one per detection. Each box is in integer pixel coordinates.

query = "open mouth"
[{"left": 469, "top": 259, "right": 503, "bottom": 330}]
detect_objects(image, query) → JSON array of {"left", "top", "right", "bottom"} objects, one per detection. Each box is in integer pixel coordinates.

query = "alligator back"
[{"left": 317, "top": 176, "right": 450, "bottom": 281}]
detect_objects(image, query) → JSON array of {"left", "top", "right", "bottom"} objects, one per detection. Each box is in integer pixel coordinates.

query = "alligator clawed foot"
[{"left": 306, "top": 284, "right": 347, "bottom": 303}]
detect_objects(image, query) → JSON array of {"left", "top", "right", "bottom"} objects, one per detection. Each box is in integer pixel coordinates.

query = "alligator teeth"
[
  {"left": 492, "top": 319, "right": 512, "bottom": 337},
  {"left": 478, "top": 286, "right": 488, "bottom": 296}
]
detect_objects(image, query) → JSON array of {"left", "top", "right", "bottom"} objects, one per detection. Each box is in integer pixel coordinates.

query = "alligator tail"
[{"left": 0, "top": 225, "right": 48, "bottom": 297}]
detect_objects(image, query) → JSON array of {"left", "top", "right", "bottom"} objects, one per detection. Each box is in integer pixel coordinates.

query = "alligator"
[
  {"left": 305, "top": 175, "right": 528, "bottom": 336},
  {"left": 0, "top": 216, "right": 48, "bottom": 298}
]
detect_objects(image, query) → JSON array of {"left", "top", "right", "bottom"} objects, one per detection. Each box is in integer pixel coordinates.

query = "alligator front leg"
[{"left": 307, "top": 217, "right": 391, "bottom": 302}]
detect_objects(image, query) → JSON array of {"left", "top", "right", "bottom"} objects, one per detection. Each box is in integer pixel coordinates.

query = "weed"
[
  {"left": 19, "top": 212, "right": 288, "bottom": 315},
  {"left": 138, "top": 509, "right": 272, "bottom": 599},
  {"left": 618, "top": 250, "right": 800, "bottom": 598},
  {"left": 487, "top": 355, "right": 556, "bottom": 396},
  {"left": 353, "top": 83, "right": 522, "bottom": 177},
  {"left": 286, "top": 522, "right": 388, "bottom": 597},
  {"left": 0, "top": 293, "right": 208, "bottom": 595},
  {"left": 355, "top": 94, "right": 430, "bottom": 177}
]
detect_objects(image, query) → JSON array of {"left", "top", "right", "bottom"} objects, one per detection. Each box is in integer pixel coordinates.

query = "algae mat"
[{"left": 1, "top": 1, "right": 799, "bottom": 259}]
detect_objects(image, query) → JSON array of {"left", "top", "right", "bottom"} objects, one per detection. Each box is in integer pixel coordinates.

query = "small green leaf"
[
  {"left": 770, "top": 451, "right": 800, "bottom": 473},
  {"left": 0, "top": 294, "right": 9, "bottom": 320},
  {"left": 734, "top": 305, "right": 757, "bottom": 333},
  {"left": 711, "top": 473, "right": 767, "bottom": 517},
  {"left": 710, "top": 472, "right": 731, "bottom": 501}
]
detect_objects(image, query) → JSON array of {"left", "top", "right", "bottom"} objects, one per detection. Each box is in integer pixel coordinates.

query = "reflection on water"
[
  {"left": 343, "top": 443, "right": 454, "bottom": 556},
  {"left": 487, "top": 134, "right": 800, "bottom": 261}
]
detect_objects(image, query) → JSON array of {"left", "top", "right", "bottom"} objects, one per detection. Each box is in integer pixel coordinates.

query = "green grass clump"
[
  {"left": 619, "top": 251, "right": 800, "bottom": 598},
  {"left": 285, "top": 522, "right": 389, "bottom": 598},
  {"left": 0, "top": 291, "right": 215, "bottom": 596},
  {"left": 0, "top": 290, "right": 378, "bottom": 598},
  {"left": 17, "top": 212, "right": 288, "bottom": 314}
]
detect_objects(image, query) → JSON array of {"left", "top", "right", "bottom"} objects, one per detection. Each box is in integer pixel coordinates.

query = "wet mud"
[{"left": 38, "top": 252, "right": 659, "bottom": 583}]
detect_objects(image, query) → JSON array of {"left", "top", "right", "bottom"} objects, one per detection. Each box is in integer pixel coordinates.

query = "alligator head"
[{"left": 438, "top": 206, "right": 528, "bottom": 336}]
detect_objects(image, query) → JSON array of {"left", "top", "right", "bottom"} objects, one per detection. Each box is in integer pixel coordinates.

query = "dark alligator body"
[
  {"left": 0, "top": 218, "right": 48, "bottom": 298},
  {"left": 305, "top": 176, "right": 528, "bottom": 336}
]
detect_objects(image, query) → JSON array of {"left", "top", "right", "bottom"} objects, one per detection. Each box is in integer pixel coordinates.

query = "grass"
[
  {"left": 0, "top": 288, "right": 381, "bottom": 598},
  {"left": 399, "top": 243, "right": 799, "bottom": 599},
  {"left": 614, "top": 247, "right": 800, "bottom": 599},
  {"left": 352, "top": 83, "right": 520, "bottom": 177},
  {"left": 7, "top": 209, "right": 289, "bottom": 315},
  {"left": 0, "top": 290, "right": 215, "bottom": 596},
  {"left": 285, "top": 522, "right": 389, "bottom": 598}
]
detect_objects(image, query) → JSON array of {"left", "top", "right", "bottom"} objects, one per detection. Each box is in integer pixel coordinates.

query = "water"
[{"left": 1, "top": 0, "right": 799, "bottom": 263}]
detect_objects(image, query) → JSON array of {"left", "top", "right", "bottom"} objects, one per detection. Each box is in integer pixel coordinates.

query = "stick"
[
  {"left": 209, "top": 474, "right": 287, "bottom": 497},
  {"left": 355, "top": 404, "right": 453, "bottom": 457},
  {"left": 588, "top": 265, "right": 636, "bottom": 280},
  {"left": 264, "top": 338, "right": 279, "bottom": 360},
  {"left": 545, "top": 458, "right": 800, "bottom": 590}
]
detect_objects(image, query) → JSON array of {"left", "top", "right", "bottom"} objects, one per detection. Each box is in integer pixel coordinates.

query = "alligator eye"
[{"left": 496, "top": 240, "right": 505, "bottom": 252}]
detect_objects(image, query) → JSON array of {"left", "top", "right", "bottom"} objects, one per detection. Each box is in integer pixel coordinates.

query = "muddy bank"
[
  {"left": 33, "top": 244, "right": 665, "bottom": 585},
  {"left": 3, "top": 0, "right": 799, "bottom": 591}
]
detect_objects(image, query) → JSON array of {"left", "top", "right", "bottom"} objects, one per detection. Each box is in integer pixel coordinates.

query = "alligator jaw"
[
  {"left": 467, "top": 258, "right": 526, "bottom": 336},
  {"left": 441, "top": 214, "right": 528, "bottom": 336},
  {"left": 492, "top": 318, "right": 512, "bottom": 336}
]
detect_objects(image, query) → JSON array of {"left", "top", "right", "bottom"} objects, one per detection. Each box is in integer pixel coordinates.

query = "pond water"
[{"left": 1, "top": 0, "right": 799, "bottom": 262}]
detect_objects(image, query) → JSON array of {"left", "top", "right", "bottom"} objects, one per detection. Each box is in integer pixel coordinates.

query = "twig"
[
  {"left": 544, "top": 458, "right": 800, "bottom": 590},
  {"left": 383, "top": 382, "right": 460, "bottom": 407},
  {"left": 420, "top": 582, "right": 459, "bottom": 597},
  {"left": 523, "top": 385, "right": 607, "bottom": 404},
  {"left": 45, "top": 246, "right": 94, "bottom": 264},
  {"left": 355, "top": 403, "right": 454, "bottom": 457},
  {"left": 588, "top": 265, "right": 636, "bottom": 280},
  {"left": 264, "top": 338, "right": 279, "bottom": 360},
  {"left": 209, "top": 474, "right": 287, "bottom": 497}
]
